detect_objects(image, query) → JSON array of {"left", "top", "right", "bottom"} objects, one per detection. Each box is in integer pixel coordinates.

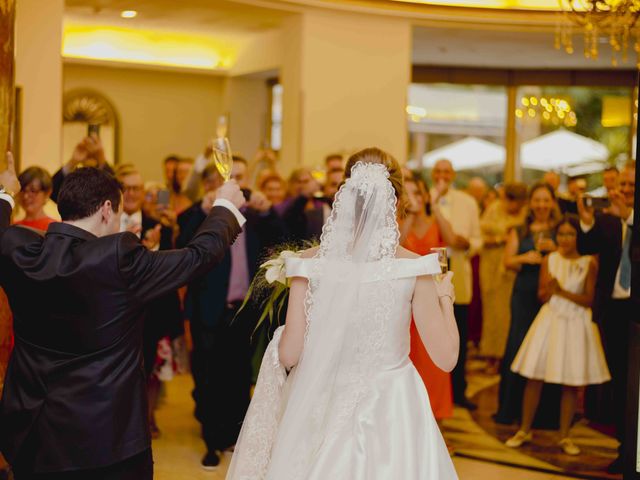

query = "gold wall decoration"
[{"left": 62, "top": 89, "right": 120, "bottom": 164}]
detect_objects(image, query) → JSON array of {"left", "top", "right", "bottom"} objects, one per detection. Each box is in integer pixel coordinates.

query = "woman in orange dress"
[{"left": 400, "top": 173, "right": 458, "bottom": 420}]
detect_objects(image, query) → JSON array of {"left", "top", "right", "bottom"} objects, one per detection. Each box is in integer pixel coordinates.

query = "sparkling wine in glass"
[
  {"left": 431, "top": 247, "right": 448, "bottom": 282},
  {"left": 533, "top": 230, "right": 552, "bottom": 253},
  {"left": 212, "top": 116, "right": 233, "bottom": 181}
]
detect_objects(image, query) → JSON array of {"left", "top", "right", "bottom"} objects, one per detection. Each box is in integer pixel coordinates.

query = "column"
[
  {"left": 15, "top": 0, "right": 64, "bottom": 172},
  {"left": 279, "top": 11, "right": 412, "bottom": 173}
]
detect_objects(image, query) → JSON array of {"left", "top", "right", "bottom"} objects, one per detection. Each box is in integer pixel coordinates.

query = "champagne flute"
[
  {"left": 533, "top": 230, "right": 552, "bottom": 253},
  {"left": 212, "top": 116, "right": 233, "bottom": 181},
  {"left": 532, "top": 231, "right": 544, "bottom": 253},
  {"left": 430, "top": 247, "right": 448, "bottom": 282}
]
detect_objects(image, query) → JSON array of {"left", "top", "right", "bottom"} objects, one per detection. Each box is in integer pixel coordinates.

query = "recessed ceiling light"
[{"left": 121, "top": 10, "right": 137, "bottom": 19}]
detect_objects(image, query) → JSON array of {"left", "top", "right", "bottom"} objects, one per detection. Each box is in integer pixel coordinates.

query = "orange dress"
[{"left": 404, "top": 222, "right": 454, "bottom": 420}]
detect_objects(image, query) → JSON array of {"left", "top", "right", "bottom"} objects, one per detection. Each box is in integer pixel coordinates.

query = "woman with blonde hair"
[
  {"left": 228, "top": 147, "right": 459, "bottom": 479},
  {"left": 479, "top": 182, "right": 528, "bottom": 374}
]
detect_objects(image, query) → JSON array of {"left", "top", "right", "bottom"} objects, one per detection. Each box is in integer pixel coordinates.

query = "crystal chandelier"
[{"left": 555, "top": 0, "right": 640, "bottom": 67}]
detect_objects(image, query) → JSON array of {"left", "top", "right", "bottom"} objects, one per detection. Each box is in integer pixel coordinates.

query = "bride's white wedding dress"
[{"left": 227, "top": 162, "right": 458, "bottom": 480}]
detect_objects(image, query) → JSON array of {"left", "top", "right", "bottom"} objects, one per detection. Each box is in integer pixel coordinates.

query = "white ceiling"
[
  {"left": 412, "top": 26, "right": 627, "bottom": 70},
  {"left": 64, "top": 0, "right": 289, "bottom": 37},
  {"left": 64, "top": 1, "right": 633, "bottom": 71}
]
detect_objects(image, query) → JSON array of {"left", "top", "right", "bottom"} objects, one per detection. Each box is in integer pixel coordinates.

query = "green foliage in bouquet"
[{"left": 236, "top": 241, "right": 317, "bottom": 335}]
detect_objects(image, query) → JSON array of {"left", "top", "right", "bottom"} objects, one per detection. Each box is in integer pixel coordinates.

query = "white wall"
[
  {"left": 278, "top": 11, "right": 411, "bottom": 173},
  {"left": 15, "top": 0, "right": 64, "bottom": 173},
  {"left": 63, "top": 63, "right": 226, "bottom": 183},
  {"left": 222, "top": 75, "right": 270, "bottom": 163},
  {"left": 300, "top": 11, "right": 411, "bottom": 167}
]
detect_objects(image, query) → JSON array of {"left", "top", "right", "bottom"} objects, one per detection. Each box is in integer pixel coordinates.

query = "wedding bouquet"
[{"left": 237, "top": 242, "right": 315, "bottom": 334}]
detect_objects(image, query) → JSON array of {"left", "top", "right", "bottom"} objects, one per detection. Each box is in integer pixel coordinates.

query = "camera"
[{"left": 583, "top": 196, "right": 610, "bottom": 210}]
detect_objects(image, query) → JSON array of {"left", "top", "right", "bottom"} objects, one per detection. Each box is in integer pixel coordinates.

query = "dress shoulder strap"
[
  {"left": 285, "top": 257, "right": 318, "bottom": 279},
  {"left": 387, "top": 254, "right": 442, "bottom": 280},
  {"left": 285, "top": 254, "right": 441, "bottom": 281}
]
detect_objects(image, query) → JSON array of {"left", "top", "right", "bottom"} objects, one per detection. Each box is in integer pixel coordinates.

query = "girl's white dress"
[{"left": 511, "top": 252, "right": 610, "bottom": 386}]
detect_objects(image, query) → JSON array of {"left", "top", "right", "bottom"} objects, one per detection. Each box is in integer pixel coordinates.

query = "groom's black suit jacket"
[{"left": 0, "top": 198, "right": 241, "bottom": 473}]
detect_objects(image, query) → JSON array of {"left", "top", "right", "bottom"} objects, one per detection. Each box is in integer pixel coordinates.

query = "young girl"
[{"left": 506, "top": 215, "right": 610, "bottom": 455}]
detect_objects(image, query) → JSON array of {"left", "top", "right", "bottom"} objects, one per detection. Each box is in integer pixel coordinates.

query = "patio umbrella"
[
  {"left": 421, "top": 137, "right": 505, "bottom": 171},
  {"left": 521, "top": 129, "right": 608, "bottom": 172}
]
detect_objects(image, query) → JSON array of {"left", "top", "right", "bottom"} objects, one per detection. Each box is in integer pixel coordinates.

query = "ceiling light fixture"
[
  {"left": 554, "top": 0, "right": 640, "bottom": 67},
  {"left": 120, "top": 10, "right": 138, "bottom": 19}
]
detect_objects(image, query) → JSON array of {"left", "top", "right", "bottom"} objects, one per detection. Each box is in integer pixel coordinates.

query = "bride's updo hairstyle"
[{"left": 344, "top": 147, "right": 406, "bottom": 216}]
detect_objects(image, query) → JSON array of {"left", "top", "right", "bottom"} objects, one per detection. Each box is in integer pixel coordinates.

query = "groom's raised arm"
[{"left": 119, "top": 183, "right": 246, "bottom": 304}]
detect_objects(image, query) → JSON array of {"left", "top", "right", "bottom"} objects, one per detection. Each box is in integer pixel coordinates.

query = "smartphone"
[
  {"left": 157, "top": 189, "right": 170, "bottom": 207},
  {"left": 583, "top": 196, "right": 611, "bottom": 210},
  {"left": 241, "top": 188, "right": 252, "bottom": 201},
  {"left": 87, "top": 124, "right": 100, "bottom": 137}
]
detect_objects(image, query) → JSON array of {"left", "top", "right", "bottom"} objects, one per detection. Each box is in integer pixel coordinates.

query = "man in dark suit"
[
  {"left": 0, "top": 158, "right": 245, "bottom": 479},
  {"left": 177, "top": 161, "right": 284, "bottom": 470},
  {"left": 577, "top": 161, "right": 635, "bottom": 474},
  {"left": 114, "top": 164, "right": 184, "bottom": 438}
]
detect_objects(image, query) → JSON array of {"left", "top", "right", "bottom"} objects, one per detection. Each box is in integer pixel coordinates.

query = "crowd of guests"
[{"left": 0, "top": 134, "right": 635, "bottom": 475}]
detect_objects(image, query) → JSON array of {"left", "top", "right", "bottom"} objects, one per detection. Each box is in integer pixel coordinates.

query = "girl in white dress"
[
  {"left": 227, "top": 148, "right": 459, "bottom": 479},
  {"left": 506, "top": 214, "right": 610, "bottom": 455}
]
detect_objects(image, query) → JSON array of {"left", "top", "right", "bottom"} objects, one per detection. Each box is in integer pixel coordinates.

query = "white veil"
[{"left": 227, "top": 161, "right": 400, "bottom": 480}]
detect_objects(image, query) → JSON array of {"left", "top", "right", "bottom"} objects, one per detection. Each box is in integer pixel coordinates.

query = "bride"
[{"left": 227, "top": 148, "right": 459, "bottom": 479}]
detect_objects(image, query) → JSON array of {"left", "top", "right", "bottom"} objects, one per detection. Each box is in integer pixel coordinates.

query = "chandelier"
[{"left": 555, "top": 0, "right": 640, "bottom": 67}]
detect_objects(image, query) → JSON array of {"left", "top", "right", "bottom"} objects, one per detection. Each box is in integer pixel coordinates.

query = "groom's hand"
[{"left": 216, "top": 180, "right": 246, "bottom": 210}]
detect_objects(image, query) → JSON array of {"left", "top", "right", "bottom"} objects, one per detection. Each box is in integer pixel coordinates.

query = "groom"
[{"left": 0, "top": 158, "right": 245, "bottom": 479}]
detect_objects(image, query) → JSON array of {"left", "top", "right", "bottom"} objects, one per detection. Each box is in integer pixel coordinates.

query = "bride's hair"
[{"left": 344, "top": 147, "right": 405, "bottom": 216}]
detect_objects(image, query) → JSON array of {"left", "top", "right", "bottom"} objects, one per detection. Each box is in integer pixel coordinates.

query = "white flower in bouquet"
[{"left": 261, "top": 250, "right": 300, "bottom": 286}]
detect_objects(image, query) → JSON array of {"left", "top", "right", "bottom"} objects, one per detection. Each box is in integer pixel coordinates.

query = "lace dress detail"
[
  {"left": 225, "top": 327, "right": 286, "bottom": 479},
  {"left": 227, "top": 162, "right": 456, "bottom": 480}
]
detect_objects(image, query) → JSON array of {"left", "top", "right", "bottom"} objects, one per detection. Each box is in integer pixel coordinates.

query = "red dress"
[
  {"left": 14, "top": 216, "right": 56, "bottom": 231},
  {"left": 403, "top": 222, "right": 454, "bottom": 420}
]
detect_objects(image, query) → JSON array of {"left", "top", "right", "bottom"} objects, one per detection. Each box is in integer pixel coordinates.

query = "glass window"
[
  {"left": 407, "top": 83, "right": 507, "bottom": 190},
  {"left": 514, "top": 86, "right": 633, "bottom": 194},
  {"left": 270, "top": 83, "right": 283, "bottom": 151}
]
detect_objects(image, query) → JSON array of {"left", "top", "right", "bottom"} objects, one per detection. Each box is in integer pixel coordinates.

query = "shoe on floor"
[
  {"left": 454, "top": 398, "right": 478, "bottom": 411},
  {"left": 558, "top": 438, "right": 580, "bottom": 456},
  {"left": 201, "top": 451, "right": 220, "bottom": 471},
  {"left": 505, "top": 430, "right": 532, "bottom": 448},
  {"left": 558, "top": 437, "right": 580, "bottom": 455}
]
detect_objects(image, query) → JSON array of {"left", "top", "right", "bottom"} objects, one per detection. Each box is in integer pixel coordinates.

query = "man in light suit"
[
  {"left": 431, "top": 159, "right": 483, "bottom": 410},
  {"left": 0, "top": 156, "right": 245, "bottom": 480}
]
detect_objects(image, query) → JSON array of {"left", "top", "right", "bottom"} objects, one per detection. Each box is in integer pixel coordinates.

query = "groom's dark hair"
[{"left": 58, "top": 167, "right": 123, "bottom": 221}]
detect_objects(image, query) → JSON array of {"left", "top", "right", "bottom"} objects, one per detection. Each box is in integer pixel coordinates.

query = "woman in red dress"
[
  {"left": 13, "top": 167, "right": 57, "bottom": 230},
  {"left": 400, "top": 173, "right": 458, "bottom": 421}
]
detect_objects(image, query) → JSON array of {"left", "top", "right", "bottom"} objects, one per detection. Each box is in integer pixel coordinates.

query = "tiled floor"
[
  {"left": 152, "top": 374, "right": 579, "bottom": 479},
  {"left": 445, "top": 359, "right": 621, "bottom": 479}
]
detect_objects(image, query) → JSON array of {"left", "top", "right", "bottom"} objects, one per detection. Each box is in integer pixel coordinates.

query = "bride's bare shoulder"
[
  {"left": 300, "top": 246, "right": 319, "bottom": 259},
  {"left": 395, "top": 246, "right": 419, "bottom": 259}
]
